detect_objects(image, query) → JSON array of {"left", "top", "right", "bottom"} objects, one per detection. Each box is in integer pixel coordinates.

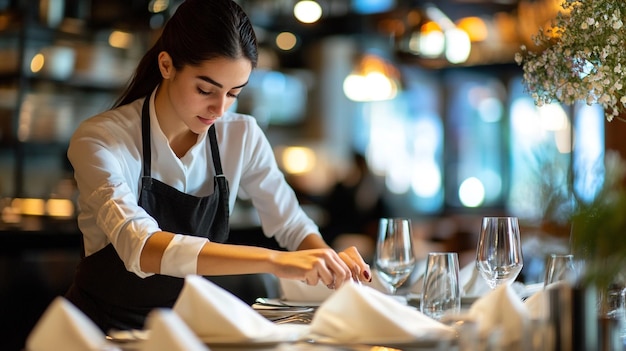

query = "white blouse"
[{"left": 67, "top": 92, "right": 320, "bottom": 278}]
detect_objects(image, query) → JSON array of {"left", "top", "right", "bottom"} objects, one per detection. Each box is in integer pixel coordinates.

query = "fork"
[{"left": 270, "top": 313, "right": 313, "bottom": 324}]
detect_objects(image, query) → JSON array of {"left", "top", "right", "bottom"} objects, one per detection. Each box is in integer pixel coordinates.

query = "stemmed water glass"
[
  {"left": 475, "top": 216, "right": 524, "bottom": 289},
  {"left": 374, "top": 218, "right": 416, "bottom": 295}
]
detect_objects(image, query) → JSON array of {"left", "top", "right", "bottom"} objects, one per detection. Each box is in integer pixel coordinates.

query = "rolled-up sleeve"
[{"left": 69, "top": 111, "right": 160, "bottom": 278}]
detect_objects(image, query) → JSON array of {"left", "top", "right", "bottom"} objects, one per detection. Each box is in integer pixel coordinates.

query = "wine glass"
[
  {"left": 544, "top": 253, "right": 577, "bottom": 287},
  {"left": 374, "top": 218, "right": 416, "bottom": 295},
  {"left": 420, "top": 252, "right": 461, "bottom": 320},
  {"left": 475, "top": 216, "right": 524, "bottom": 289}
]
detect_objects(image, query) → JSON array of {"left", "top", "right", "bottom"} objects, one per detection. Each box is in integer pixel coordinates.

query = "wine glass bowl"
[
  {"left": 374, "top": 218, "right": 416, "bottom": 295},
  {"left": 475, "top": 216, "right": 524, "bottom": 290},
  {"left": 420, "top": 252, "right": 461, "bottom": 320},
  {"left": 544, "top": 253, "right": 576, "bottom": 287}
]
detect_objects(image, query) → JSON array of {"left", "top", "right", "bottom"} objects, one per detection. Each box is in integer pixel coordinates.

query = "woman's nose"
[{"left": 209, "top": 95, "right": 229, "bottom": 116}]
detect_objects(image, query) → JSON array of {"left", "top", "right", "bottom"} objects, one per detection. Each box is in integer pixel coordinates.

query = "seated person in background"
[
  {"left": 64, "top": 0, "right": 371, "bottom": 333},
  {"left": 323, "top": 151, "right": 390, "bottom": 261}
]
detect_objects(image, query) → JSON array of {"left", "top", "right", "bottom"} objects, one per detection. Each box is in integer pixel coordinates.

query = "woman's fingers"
[
  {"left": 338, "top": 246, "right": 372, "bottom": 282},
  {"left": 276, "top": 248, "right": 368, "bottom": 288}
]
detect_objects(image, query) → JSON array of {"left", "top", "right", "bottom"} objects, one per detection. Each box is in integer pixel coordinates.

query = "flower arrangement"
[{"left": 514, "top": 0, "right": 626, "bottom": 121}]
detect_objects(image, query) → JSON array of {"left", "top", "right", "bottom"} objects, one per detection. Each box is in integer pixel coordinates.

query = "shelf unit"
[{"left": 0, "top": 3, "right": 147, "bottom": 199}]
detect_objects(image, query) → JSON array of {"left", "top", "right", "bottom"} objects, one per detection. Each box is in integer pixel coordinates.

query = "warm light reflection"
[
  {"left": 459, "top": 177, "right": 485, "bottom": 207},
  {"left": 12, "top": 198, "right": 45, "bottom": 216},
  {"left": 445, "top": 28, "right": 471, "bottom": 64},
  {"left": 294, "top": 0, "right": 322, "bottom": 24},
  {"left": 344, "top": 72, "right": 397, "bottom": 102},
  {"left": 456, "top": 16, "right": 488, "bottom": 42},
  {"left": 109, "top": 31, "right": 133, "bottom": 49},
  {"left": 369, "top": 346, "right": 403, "bottom": 351},
  {"left": 148, "top": 0, "right": 169, "bottom": 13},
  {"left": 343, "top": 54, "right": 401, "bottom": 102},
  {"left": 415, "top": 21, "right": 445, "bottom": 58},
  {"left": 275, "top": 32, "right": 297, "bottom": 51},
  {"left": 281, "top": 146, "right": 316, "bottom": 174},
  {"left": 46, "top": 199, "right": 75, "bottom": 218},
  {"left": 30, "top": 53, "right": 44, "bottom": 73}
]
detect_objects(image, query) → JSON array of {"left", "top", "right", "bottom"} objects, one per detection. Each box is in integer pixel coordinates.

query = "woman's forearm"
[
  {"left": 296, "top": 233, "right": 331, "bottom": 250},
  {"left": 196, "top": 240, "right": 276, "bottom": 275},
  {"left": 140, "top": 230, "right": 276, "bottom": 276}
]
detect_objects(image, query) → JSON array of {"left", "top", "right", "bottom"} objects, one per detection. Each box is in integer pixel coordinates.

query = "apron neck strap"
[{"left": 141, "top": 96, "right": 224, "bottom": 177}]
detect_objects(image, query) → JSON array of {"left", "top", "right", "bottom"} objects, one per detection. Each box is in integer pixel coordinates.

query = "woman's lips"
[{"left": 197, "top": 115, "right": 215, "bottom": 125}]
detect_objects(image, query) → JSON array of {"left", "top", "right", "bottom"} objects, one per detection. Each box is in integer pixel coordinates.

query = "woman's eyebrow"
[{"left": 196, "top": 75, "right": 248, "bottom": 89}]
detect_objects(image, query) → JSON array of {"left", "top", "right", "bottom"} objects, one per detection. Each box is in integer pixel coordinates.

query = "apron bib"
[{"left": 66, "top": 97, "right": 229, "bottom": 331}]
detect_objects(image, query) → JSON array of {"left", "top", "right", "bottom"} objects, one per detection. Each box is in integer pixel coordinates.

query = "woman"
[{"left": 65, "top": 0, "right": 371, "bottom": 332}]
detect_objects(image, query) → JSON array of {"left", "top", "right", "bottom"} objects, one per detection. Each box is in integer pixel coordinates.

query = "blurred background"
[{"left": 1, "top": 0, "right": 625, "bottom": 349}]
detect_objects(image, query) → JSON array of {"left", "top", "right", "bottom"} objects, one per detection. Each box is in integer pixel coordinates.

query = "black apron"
[{"left": 66, "top": 97, "right": 230, "bottom": 332}]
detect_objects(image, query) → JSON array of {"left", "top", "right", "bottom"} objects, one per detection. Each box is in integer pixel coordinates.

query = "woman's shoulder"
[{"left": 73, "top": 99, "right": 143, "bottom": 139}]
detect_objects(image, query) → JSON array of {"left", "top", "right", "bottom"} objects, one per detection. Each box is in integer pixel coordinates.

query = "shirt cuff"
[{"left": 160, "top": 234, "right": 209, "bottom": 277}]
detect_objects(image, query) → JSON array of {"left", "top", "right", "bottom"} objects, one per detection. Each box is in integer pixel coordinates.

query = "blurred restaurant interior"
[{"left": 2, "top": 0, "right": 626, "bottom": 349}]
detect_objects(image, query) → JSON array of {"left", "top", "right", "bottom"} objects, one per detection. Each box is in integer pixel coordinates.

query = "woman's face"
[{"left": 157, "top": 53, "right": 252, "bottom": 134}]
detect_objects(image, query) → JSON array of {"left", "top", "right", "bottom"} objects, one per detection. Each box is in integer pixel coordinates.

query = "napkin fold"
[
  {"left": 173, "top": 275, "right": 306, "bottom": 343},
  {"left": 25, "top": 296, "right": 116, "bottom": 351},
  {"left": 140, "top": 309, "right": 208, "bottom": 351},
  {"left": 309, "top": 282, "right": 455, "bottom": 344},
  {"left": 467, "top": 284, "right": 530, "bottom": 346},
  {"left": 524, "top": 281, "right": 567, "bottom": 320},
  {"left": 460, "top": 262, "right": 491, "bottom": 297},
  {"left": 279, "top": 278, "right": 335, "bottom": 303}
]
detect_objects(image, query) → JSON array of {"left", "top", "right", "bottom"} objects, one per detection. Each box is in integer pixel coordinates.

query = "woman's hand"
[
  {"left": 337, "top": 245, "right": 372, "bottom": 283},
  {"left": 271, "top": 246, "right": 372, "bottom": 289},
  {"left": 270, "top": 248, "right": 352, "bottom": 289}
]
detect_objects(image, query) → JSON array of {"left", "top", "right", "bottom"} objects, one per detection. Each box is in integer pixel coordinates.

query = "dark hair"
[{"left": 114, "top": 0, "right": 258, "bottom": 107}]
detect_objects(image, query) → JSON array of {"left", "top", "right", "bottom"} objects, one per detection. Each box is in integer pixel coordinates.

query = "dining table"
[{"left": 109, "top": 306, "right": 456, "bottom": 351}]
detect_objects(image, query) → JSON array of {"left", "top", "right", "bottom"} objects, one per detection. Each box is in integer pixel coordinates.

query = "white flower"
[{"left": 517, "top": 0, "right": 626, "bottom": 122}]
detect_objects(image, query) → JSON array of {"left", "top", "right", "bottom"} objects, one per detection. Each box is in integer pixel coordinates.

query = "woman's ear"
[{"left": 157, "top": 51, "right": 174, "bottom": 79}]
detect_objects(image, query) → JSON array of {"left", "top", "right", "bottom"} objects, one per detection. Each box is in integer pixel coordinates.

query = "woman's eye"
[
  {"left": 227, "top": 92, "right": 239, "bottom": 98},
  {"left": 197, "top": 87, "right": 210, "bottom": 95}
]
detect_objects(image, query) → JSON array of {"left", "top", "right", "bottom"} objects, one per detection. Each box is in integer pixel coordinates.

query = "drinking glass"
[
  {"left": 475, "top": 216, "right": 524, "bottom": 289},
  {"left": 544, "top": 253, "right": 576, "bottom": 287},
  {"left": 420, "top": 252, "right": 461, "bottom": 320},
  {"left": 374, "top": 218, "right": 416, "bottom": 295}
]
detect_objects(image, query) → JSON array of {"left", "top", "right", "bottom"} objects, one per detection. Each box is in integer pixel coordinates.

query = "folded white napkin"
[
  {"left": 279, "top": 278, "right": 335, "bottom": 303},
  {"left": 466, "top": 284, "right": 530, "bottom": 346},
  {"left": 140, "top": 309, "right": 209, "bottom": 351},
  {"left": 173, "top": 275, "right": 306, "bottom": 343},
  {"left": 524, "top": 281, "right": 567, "bottom": 320},
  {"left": 523, "top": 289, "right": 549, "bottom": 321},
  {"left": 25, "top": 296, "right": 117, "bottom": 351},
  {"left": 309, "top": 282, "right": 455, "bottom": 344},
  {"left": 460, "top": 262, "right": 491, "bottom": 297}
]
